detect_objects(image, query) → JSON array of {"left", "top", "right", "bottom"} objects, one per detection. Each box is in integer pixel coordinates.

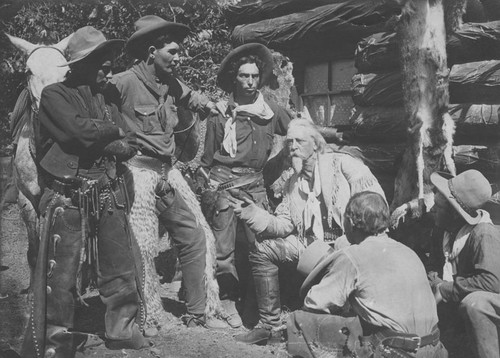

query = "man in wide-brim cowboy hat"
[
  {"left": 199, "top": 42, "right": 292, "bottom": 329},
  {"left": 21, "top": 26, "right": 147, "bottom": 358},
  {"left": 429, "top": 169, "right": 500, "bottom": 358},
  {"left": 110, "top": 15, "right": 227, "bottom": 332},
  {"left": 294, "top": 191, "right": 447, "bottom": 358}
]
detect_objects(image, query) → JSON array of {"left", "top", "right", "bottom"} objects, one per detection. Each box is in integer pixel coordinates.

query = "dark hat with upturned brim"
[
  {"left": 431, "top": 169, "right": 492, "bottom": 225},
  {"left": 60, "top": 26, "right": 124, "bottom": 66},
  {"left": 217, "top": 43, "right": 274, "bottom": 93},
  {"left": 297, "top": 240, "right": 336, "bottom": 300},
  {"left": 126, "top": 15, "right": 190, "bottom": 59}
]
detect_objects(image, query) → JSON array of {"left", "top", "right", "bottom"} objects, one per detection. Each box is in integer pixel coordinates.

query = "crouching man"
[
  {"left": 429, "top": 170, "right": 500, "bottom": 358},
  {"left": 294, "top": 192, "right": 448, "bottom": 358},
  {"left": 228, "top": 118, "right": 385, "bottom": 345}
]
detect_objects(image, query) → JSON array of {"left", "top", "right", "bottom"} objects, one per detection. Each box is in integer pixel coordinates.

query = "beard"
[{"left": 291, "top": 155, "right": 304, "bottom": 174}]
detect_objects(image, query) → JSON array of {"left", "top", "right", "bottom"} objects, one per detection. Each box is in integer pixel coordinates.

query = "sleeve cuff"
[
  {"left": 439, "top": 281, "right": 455, "bottom": 303},
  {"left": 92, "top": 120, "right": 120, "bottom": 142}
]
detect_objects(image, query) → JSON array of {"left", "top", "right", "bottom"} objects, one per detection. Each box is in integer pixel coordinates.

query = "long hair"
[{"left": 226, "top": 55, "right": 264, "bottom": 91}]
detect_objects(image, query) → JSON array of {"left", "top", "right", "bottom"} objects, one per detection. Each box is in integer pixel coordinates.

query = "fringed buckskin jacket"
[{"left": 243, "top": 149, "right": 386, "bottom": 243}]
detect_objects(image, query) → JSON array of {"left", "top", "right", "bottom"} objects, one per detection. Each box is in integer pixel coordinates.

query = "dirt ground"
[
  {"left": 0, "top": 202, "right": 473, "bottom": 358},
  {"left": 0, "top": 203, "right": 287, "bottom": 358}
]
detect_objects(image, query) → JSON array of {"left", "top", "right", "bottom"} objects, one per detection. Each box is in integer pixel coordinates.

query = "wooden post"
[{"left": 391, "top": 0, "right": 455, "bottom": 220}]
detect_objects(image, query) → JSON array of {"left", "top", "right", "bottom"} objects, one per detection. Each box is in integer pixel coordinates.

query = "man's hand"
[
  {"left": 433, "top": 282, "right": 443, "bottom": 304},
  {"left": 206, "top": 101, "right": 219, "bottom": 116},
  {"left": 227, "top": 195, "right": 255, "bottom": 217}
]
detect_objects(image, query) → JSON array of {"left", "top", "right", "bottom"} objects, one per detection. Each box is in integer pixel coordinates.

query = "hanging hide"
[{"left": 391, "top": 0, "right": 455, "bottom": 216}]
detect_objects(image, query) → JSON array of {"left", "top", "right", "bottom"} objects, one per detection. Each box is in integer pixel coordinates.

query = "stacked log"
[
  {"left": 351, "top": 22, "right": 500, "bottom": 188},
  {"left": 229, "top": 0, "right": 396, "bottom": 61}
]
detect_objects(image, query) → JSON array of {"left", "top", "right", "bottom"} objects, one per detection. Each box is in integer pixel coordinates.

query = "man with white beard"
[{"left": 228, "top": 118, "right": 386, "bottom": 345}]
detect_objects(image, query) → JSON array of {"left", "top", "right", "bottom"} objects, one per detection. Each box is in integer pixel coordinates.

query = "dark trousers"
[
  {"left": 21, "top": 176, "right": 144, "bottom": 358},
  {"left": 459, "top": 291, "right": 500, "bottom": 358},
  {"left": 287, "top": 311, "right": 448, "bottom": 358},
  {"left": 208, "top": 167, "right": 268, "bottom": 297},
  {"left": 156, "top": 180, "right": 207, "bottom": 315},
  {"left": 250, "top": 235, "right": 306, "bottom": 328}
]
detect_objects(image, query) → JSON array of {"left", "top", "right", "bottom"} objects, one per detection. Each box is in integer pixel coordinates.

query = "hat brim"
[
  {"left": 60, "top": 39, "right": 124, "bottom": 67},
  {"left": 217, "top": 43, "right": 274, "bottom": 93},
  {"left": 430, "top": 172, "right": 482, "bottom": 225},
  {"left": 299, "top": 251, "right": 338, "bottom": 300},
  {"left": 126, "top": 22, "right": 190, "bottom": 59}
]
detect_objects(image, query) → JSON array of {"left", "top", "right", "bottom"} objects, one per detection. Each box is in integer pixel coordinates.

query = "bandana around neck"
[
  {"left": 298, "top": 164, "right": 323, "bottom": 241},
  {"left": 221, "top": 91, "right": 274, "bottom": 158}
]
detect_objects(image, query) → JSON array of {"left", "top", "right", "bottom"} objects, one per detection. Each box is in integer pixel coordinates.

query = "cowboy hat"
[
  {"left": 126, "top": 15, "right": 190, "bottom": 59},
  {"left": 297, "top": 240, "right": 335, "bottom": 299},
  {"left": 430, "top": 169, "right": 492, "bottom": 225},
  {"left": 217, "top": 43, "right": 274, "bottom": 93},
  {"left": 60, "top": 26, "right": 124, "bottom": 66}
]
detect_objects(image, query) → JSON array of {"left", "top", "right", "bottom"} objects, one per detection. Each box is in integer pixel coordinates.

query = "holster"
[{"left": 286, "top": 311, "right": 363, "bottom": 358}]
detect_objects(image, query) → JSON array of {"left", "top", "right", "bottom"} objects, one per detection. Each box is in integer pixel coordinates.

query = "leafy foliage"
[{"left": 0, "top": 0, "right": 232, "bottom": 154}]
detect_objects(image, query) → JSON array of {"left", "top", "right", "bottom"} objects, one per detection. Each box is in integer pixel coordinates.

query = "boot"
[
  {"left": 221, "top": 299, "right": 243, "bottom": 328},
  {"left": 181, "top": 314, "right": 229, "bottom": 329},
  {"left": 234, "top": 274, "right": 281, "bottom": 345}
]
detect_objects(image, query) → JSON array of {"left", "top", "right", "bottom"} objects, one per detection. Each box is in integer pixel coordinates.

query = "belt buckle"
[{"left": 410, "top": 336, "right": 421, "bottom": 351}]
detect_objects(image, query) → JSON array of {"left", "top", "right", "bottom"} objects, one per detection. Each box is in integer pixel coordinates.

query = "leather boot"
[{"left": 235, "top": 274, "right": 281, "bottom": 345}]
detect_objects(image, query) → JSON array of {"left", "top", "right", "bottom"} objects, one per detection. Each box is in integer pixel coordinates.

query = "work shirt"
[
  {"left": 38, "top": 80, "right": 135, "bottom": 178},
  {"left": 304, "top": 234, "right": 438, "bottom": 337},
  {"left": 201, "top": 99, "right": 291, "bottom": 170},
  {"left": 439, "top": 223, "right": 500, "bottom": 302},
  {"left": 111, "top": 62, "right": 211, "bottom": 162}
]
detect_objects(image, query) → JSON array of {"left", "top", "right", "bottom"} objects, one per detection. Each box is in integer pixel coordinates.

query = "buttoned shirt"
[
  {"left": 111, "top": 62, "right": 210, "bottom": 161},
  {"left": 304, "top": 234, "right": 438, "bottom": 336}
]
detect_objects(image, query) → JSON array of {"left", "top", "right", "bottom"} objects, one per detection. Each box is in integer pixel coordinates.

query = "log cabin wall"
[{"left": 226, "top": 0, "right": 500, "bottom": 204}]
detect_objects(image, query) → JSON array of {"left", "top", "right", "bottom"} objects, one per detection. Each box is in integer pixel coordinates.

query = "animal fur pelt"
[
  {"left": 167, "top": 168, "right": 221, "bottom": 317},
  {"left": 128, "top": 166, "right": 221, "bottom": 329},
  {"left": 391, "top": 0, "right": 456, "bottom": 227}
]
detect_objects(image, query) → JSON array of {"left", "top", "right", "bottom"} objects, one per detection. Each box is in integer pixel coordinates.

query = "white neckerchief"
[
  {"left": 298, "top": 164, "right": 323, "bottom": 241},
  {"left": 442, "top": 209, "right": 492, "bottom": 282},
  {"left": 221, "top": 91, "right": 274, "bottom": 158}
]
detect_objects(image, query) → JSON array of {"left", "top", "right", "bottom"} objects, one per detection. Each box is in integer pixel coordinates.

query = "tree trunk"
[{"left": 392, "top": 0, "right": 455, "bottom": 213}]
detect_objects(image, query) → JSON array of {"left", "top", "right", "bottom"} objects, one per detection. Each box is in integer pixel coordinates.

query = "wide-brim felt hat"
[
  {"left": 61, "top": 26, "right": 124, "bottom": 66},
  {"left": 431, "top": 169, "right": 492, "bottom": 225},
  {"left": 297, "top": 240, "right": 335, "bottom": 299},
  {"left": 217, "top": 43, "right": 274, "bottom": 93},
  {"left": 126, "top": 15, "right": 190, "bottom": 59}
]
